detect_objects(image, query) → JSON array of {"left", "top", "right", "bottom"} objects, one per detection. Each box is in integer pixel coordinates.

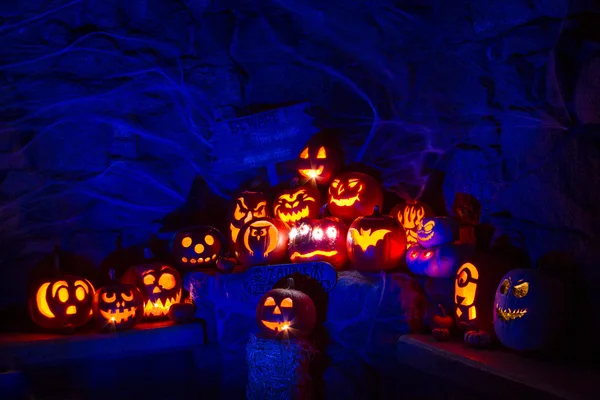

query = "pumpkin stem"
[
  {"left": 109, "top": 268, "right": 116, "bottom": 282},
  {"left": 437, "top": 304, "right": 447, "bottom": 317},
  {"left": 290, "top": 177, "right": 300, "bottom": 188},
  {"left": 372, "top": 205, "right": 381, "bottom": 216},
  {"left": 287, "top": 277, "right": 295, "bottom": 290},
  {"left": 319, "top": 203, "right": 331, "bottom": 218}
]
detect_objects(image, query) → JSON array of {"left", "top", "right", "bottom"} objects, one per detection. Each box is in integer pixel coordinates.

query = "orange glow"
[{"left": 349, "top": 228, "right": 390, "bottom": 251}]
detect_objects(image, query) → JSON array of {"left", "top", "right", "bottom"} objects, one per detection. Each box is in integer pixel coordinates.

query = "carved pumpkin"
[
  {"left": 256, "top": 278, "right": 316, "bottom": 339},
  {"left": 29, "top": 275, "right": 95, "bottom": 331},
  {"left": 406, "top": 243, "right": 471, "bottom": 278},
  {"left": 297, "top": 133, "right": 342, "bottom": 185},
  {"left": 172, "top": 225, "right": 225, "bottom": 269},
  {"left": 327, "top": 172, "right": 383, "bottom": 222},
  {"left": 228, "top": 191, "right": 269, "bottom": 244},
  {"left": 235, "top": 217, "right": 289, "bottom": 268},
  {"left": 416, "top": 217, "right": 459, "bottom": 248},
  {"left": 288, "top": 216, "right": 348, "bottom": 269},
  {"left": 346, "top": 206, "right": 406, "bottom": 271},
  {"left": 494, "top": 269, "right": 566, "bottom": 351},
  {"left": 390, "top": 200, "right": 433, "bottom": 248},
  {"left": 273, "top": 182, "right": 321, "bottom": 224},
  {"left": 92, "top": 270, "right": 143, "bottom": 331},
  {"left": 121, "top": 264, "right": 182, "bottom": 319}
]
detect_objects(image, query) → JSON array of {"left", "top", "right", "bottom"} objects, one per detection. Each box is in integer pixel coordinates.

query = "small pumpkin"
[
  {"left": 256, "top": 278, "right": 316, "bottom": 339},
  {"left": 432, "top": 328, "right": 451, "bottom": 341},
  {"left": 168, "top": 303, "right": 196, "bottom": 324},
  {"left": 390, "top": 200, "right": 433, "bottom": 248},
  {"left": 327, "top": 172, "right": 383, "bottom": 222},
  {"left": 288, "top": 216, "right": 348, "bottom": 269},
  {"left": 494, "top": 269, "right": 566, "bottom": 352},
  {"left": 464, "top": 329, "right": 492, "bottom": 348},
  {"left": 172, "top": 225, "right": 225, "bottom": 269},
  {"left": 235, "top": 217, "right": 289, "bottom": 269},
  {"left": 416, "top": 217, "right": 459, "bottom": 248},
  {"left": 346, "top": 206, "right": 406, "bottom": 271},
  {"left": 228, "top": 191, "right": 270, "bottom": 245},
  {"left": 297, "top": 133, "right": 343, "bottom": 186},
  {"left": 432, "top": 304, "right": 454, "bottom": 330},
  {"left": 273, "top": 180, "right": 321, "bottom": 224},
  {"left": 93, "top": 269, "right": 143, "bottom": 331}
]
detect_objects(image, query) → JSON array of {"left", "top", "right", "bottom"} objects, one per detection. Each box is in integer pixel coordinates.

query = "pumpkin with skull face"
[
  {"left": 172, "top": 226, "right": 225, "bottom": 269},
  {"left": 235, "top": 217, "right": 289, "bottom": 269},
  {"left": 407, "top": 243, "right": 472, "bottom": 278},
  {"left": 93, "top": 272, "right": 143, "bottom": 331},
  {"left": 121, "top": 264, "right": 182, "bottom": 319},
  {"left": 256, "top": 278, "right": 316, "bottom": 339},
  {"left": 327, "top": 172, "right": 383, "bottom": 222},
  {"left": 391, "top": 200, "right": 433, "bottom": 248},
  {"left": 273, "top": 183, "right": 321, "bottom": 224},
  {"left": 29, "top": 275, "right": 95, "bottom": 331},
  {"left": 494, "top": 269, "right": 566, "bottom": 351},
  {"left": 229, "top": 191, "right": 269, "bottom": 245},
  {"left": 417, "top": 217, "right": 459, "bottom": 249},
  {"left": 297, "top": 134, "right": 342, "bottom": 185},
  {"left": 288, "top": 217, "right": 348, "bottom": 269}
]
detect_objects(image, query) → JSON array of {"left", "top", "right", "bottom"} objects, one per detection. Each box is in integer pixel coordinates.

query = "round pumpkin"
[
  {"left": 432, "top": 328, "right": 451, "bottom": 341},
  {"left": 235, "top": 217, "right": 289, "bottom": 269},
  {"left": 297, "top": 133, "right": 343, "bottom": 186},
  {"left": 121, "top": 263, "right": 182, "bottom": 319},
  {"left": 417, "top": 217, "right": 459, "bottom": 248},
  {"left": 273, "top": 181, "right": 321, "bottom": 224},
  {"left": 168, "top": 303, "right": 196, "bottom": 324},
  {"left": 494, "top": 268, "right": 566, "bottom": 352},
  {"left": 390, "top": 200, "right": 433, "bottom": 248},
  {"left": 407, "top": 243, "right": 472, "bottom": 278},
  {"left": 464, "top": 329, "right": 492, "bottom": 348},
  {"left": 256, "top": 278, "right": 316, "bottom": 339},
  {"left": 29, "top": 275, "right": 95, "bottom": 332},
  {"left": 346, "top": 206, "right": 406, "bottom": 271},
  {"left": 228, "top": 191, "right": 270, "bottom": 245},
  {"left": 171, "top": 225, "right": 225, "bottom": 269},
  {"left": 327, "top": 172, "right": 383, "bottom": 222},
  {"left": 288, "top": 216, "right": 348, "bottom": 269},
  {"left": 92, "top": 271, "right": 143, "bottom": 332}
]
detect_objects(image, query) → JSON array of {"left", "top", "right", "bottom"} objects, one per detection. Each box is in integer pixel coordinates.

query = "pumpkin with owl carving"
[
  {"left": 228, "top": 191, "right": 270, "bottom": 245},
  {"left": 235, "top": 217, "right": 289, "bottom": 269}
]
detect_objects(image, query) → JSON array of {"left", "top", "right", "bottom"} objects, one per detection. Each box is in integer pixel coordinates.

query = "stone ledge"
[{"left": 397, "top": 334, "right": 600, "bottom": 400}]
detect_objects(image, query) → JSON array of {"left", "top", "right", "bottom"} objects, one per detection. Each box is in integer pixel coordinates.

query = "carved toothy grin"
[
  {"left": 290, "top": 250, "right": 338, "bottom": 260},
  {"left": 299, "top": 166, "right": 324, "bottom": 179},
  {"left": 496, "top": 304, "right": 527, "bottom": 322},
  {"left": 261, "top": 320, "right": 291, "bottom": 332},
  {"left": 182, "top": 254, "right": 217, "bottom": 264},
  {"left": 100, "top": 307, "right": 137, "bottom": 323},
  {"left": 417, "top": 230, "right": 434, "bottom": 241},
  {"left": 276, "top": 206, "right": 311, "bottom": 223},
  {"left": 143, "top": 292, "right": 181, "bottom": 317},
  {"left": 330, "top": 195, "right": 360, "bottom": 207}
]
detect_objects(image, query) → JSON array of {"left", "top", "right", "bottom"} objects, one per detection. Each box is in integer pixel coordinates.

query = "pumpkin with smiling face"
[
  {"left": 172, "top": 226, "right": 225, "bottom": 269},
  {"left": 273, "top": 182, "right": 321, "bottom": 224},
  {"left": 417, "top": 217, "right": 459, "bottom": 249},
  {"left": 494, "top": 269, "right": 566, "bottom": 352},
  {"left": 228, "top": 191, "right": 269, "bottom": 245},
  {"left": 327, "top": 172, "right": 383, "bottom": 222},
  {"left": 297, "top": 134, "right": 343, "bottom": 186},
  {"left": 93, "top": 272, "right": 143, "bottom": 332},
  {"left": 288, "top": 216, "right": 348, "bottom": 269}
]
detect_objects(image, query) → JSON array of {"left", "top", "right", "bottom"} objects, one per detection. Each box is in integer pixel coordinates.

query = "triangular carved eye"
[
  {"left": 300, "top": 147, "right": 309, "bottom": 159},
  {"left": 317, "top": 146, "right": 327, "bottom": 159},
  {"left": 264, "top": 296, "right": 276, "bottom": 306}
]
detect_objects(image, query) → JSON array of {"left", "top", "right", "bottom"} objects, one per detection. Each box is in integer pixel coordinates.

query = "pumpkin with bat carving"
[
  {"left": 327, "top": 172, "right": 383, "bottom": 222},
  {"left": 273, "top": 182, "right": 321, "bottom": 224},
  {"left": 172, "top": 225, "right": 225, "bottom": 269},
  {"left": 288, "top": 216, "right": 348, "bottom": 269},
  {"left": 494, "top": 269, "right": 566, "bottom": 352},
  {"left": 297, "top": 133, "right": 343, "bottom": 185},
  {"left": 121, "top": 264, "right": 182, "bottom": 319},
  {"left": 29, "top": 275, "right": 95, "bottom": 331},
  {"left": 93, "top": 270, "right": 143, "bottom": 331},
  {"left": 390, "top": 200, "right": 433, "bottom": 248},
  {"left": 346, "top": 206, "right": 406, "bottom": 271},
  {"left": 235, "top": 217, "right": 289, "bottom": 269},
  {"left": 228, "top": 191, "right": 269, "bottom": 245},
  {"left": 256, "top": 278, "right": 316, "bottom": 339},
  {"left": 417, "top": 217, "right": 459, "bottom": 249}
]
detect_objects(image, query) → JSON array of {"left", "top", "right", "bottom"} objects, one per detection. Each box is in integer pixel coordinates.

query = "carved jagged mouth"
[
  {"left": 299, "top": 166, "right": 324, "bottom": 179},
  {"left": 330, "top": 195, "right": 360, "bottom": 207},
  {"left": 417, "top": 230, "right": 434, "bottom": 241},
  {"left": 144, "top": 291, "right": 181, "bottom": 317},
  {"left": 496, "top": 304, "right": 527, "bottom": 322},
  {"left": 181, "top": 254, "right": 217, "bottom": 265},
  {"left": 100, "top": 307, "right": 137, "bottom": 323},
  {"left": 290, "top": 250, "right": 338, "bottom": 260},
  {"left": 275, "top": 206, "right": 310, "bottom": 223},
  {"left": 261, "top": 320, "right": 291, "bottom": 332}
]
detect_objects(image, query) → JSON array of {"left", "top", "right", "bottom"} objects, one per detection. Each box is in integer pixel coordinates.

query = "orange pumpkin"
[
  {"left": 390, "top": 200, "right": 433, "bottom": 248},
  {"left": 288, "top": 216, "right": 348, "bottom": 269},
  {"left": 235, "top": 217, "right": 289, "bottom": 268},
  {"left": 228, "top": 191, "right": 269, "bottom": 245},
  {"left": 327, "top": 172, "right": 383, "bottom": 222},
  {"left": 297, "top": 133, "right": 343, "bottom": 186},
  {"left": 273, "top": 181, "right": 321, "bottom": 224}
]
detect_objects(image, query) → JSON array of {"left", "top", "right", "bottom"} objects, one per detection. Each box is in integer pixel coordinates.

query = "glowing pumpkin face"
[
  {"left": 494, "top": 269, "right": 566, "bottom": 351},
  {"left": 92, "top": 284, "right": 143, "bottom": 331},
  {"left": 288, "top": 217, "right": 348, "bottom": 269},
  {"left": 406, "top": 244, "right": 462, "bottom": 278},
  {"left": 172, "top": 226, "right": 224, "bottom": 268},
  {"left": 29, "top": 276, "right": 95, "bottom": 331},
  {"left": 121, "top": 264, "right": 182, "bottom": 319},
  {"left": 327, "top": 172, "right": 383, "bottom": 222},
  {"left": 235, "top": 217, "right": 289, "bottom": 269},
  {"left": 297, "top": 134, "right": 342, "bottom": 185},
  {"left": 273, "top": 185, "right": 321, "bottom": 224},
  {"left": 229, "top": 191, "right": 269, "bottom": 244},
  {"left": 416, "top": 217, "right": 459, "bottom": 248},
  {"left": 390, "top": 200, "right": 433, "bottom": 248},
  {"left": 256, "top": 279, "right": 316, "bottom": 339}
]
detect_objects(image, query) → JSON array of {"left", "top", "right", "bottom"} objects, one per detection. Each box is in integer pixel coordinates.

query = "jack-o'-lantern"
[
  {"left": 235, "top": 217, "right": 289, "bottom": 268},
  {"left": 346, "top": 206, "right": 406, "bottom": 271},
  {"left": 29, "top": 275, "right": 95, "bottom": 331},
  {"left": 288, "top": 216, "right": 348, "bottom": 269},
  {"left": 390, "top": 200, "right": 433, "bottom": 248},
  {"left": 297, "top": 133, "right": 343, "bottom": 185},
  {"left": 121, "top": 264, "right": 182, "bottom": 319},
  {"left": 93, "top": 270, "right": 143, "bottom": 331},
  {"left": 407, "top": 243, "right": 471, "bottom": 278},
  {"left": 494, "top": 269, "right": 566, "bottom": 351},
  {"left": 273, "top": 182, "right": 321, "bottom": 224},
  {"left": 416, "top": 217, "right": 459, "bottom": 248},
  {"left": 256, "top": 278, "right": 316, "bottom": 339},
  {"left": 327, "top": 172, "right": 383, "bottom": 222},
  {"left": 228, "top": 191, "right": 269, "bottom": 244},
  {"left": 172, "top": 226, "right": 225, "bottom": 269}
]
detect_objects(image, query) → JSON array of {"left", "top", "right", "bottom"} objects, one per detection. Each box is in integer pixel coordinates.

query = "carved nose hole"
[{"left": 273, "top": 306, "right": 281, "bottom": 315}]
